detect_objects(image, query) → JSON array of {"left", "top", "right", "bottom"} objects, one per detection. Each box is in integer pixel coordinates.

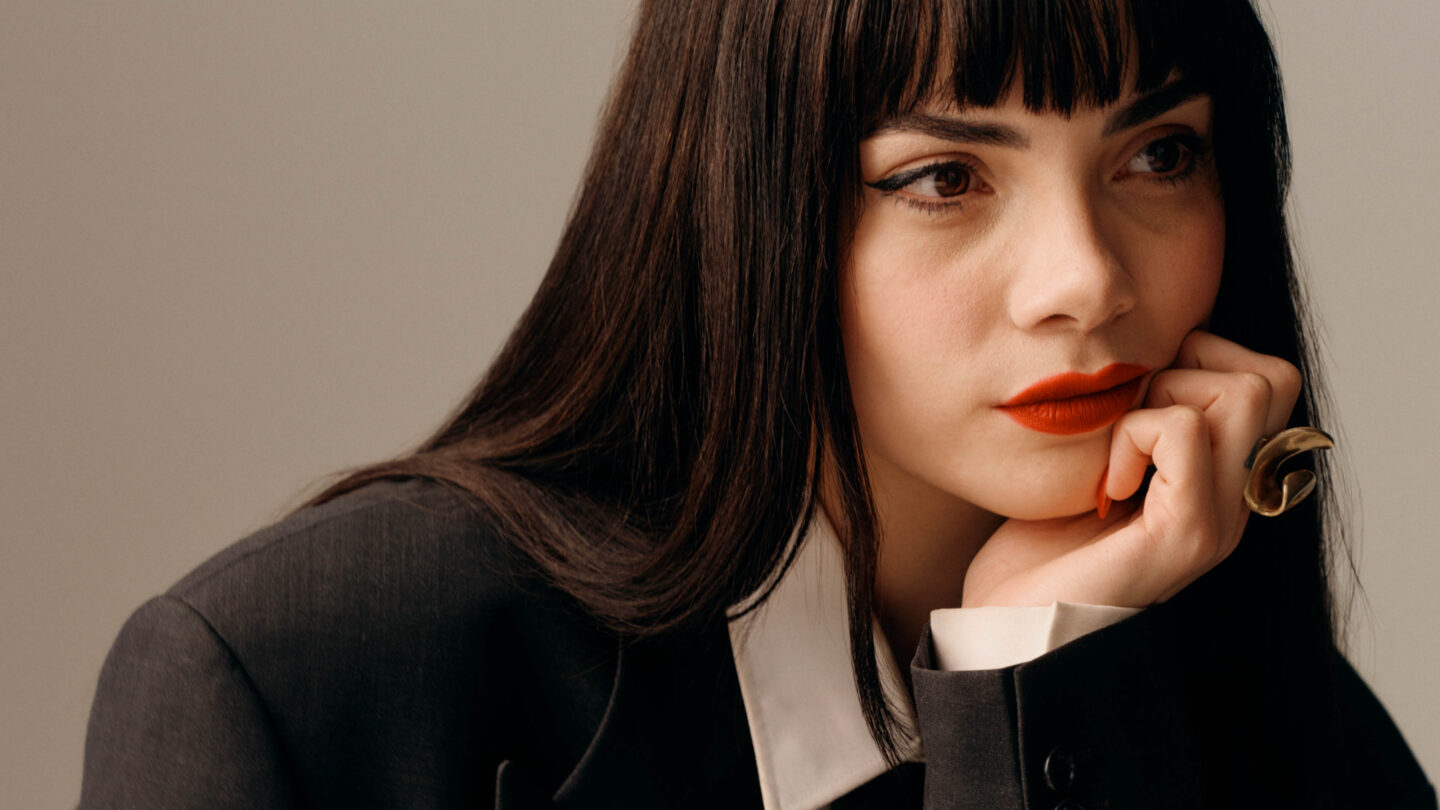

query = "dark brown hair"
[{"left": 310, "top": 0, "right": 1350, "bottom": 776}]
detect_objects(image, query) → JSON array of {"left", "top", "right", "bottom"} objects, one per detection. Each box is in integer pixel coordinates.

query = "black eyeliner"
[
  {"left": 866, "top": 159, "right": 978, "bottom": 194},
  {"left": 866, "top": 163, "right": 944, "bottom": 193}
]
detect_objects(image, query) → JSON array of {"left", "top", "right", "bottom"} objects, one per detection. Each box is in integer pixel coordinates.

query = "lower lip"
[{"left": 998, "top": 377, "right": 1145, "bottom": 435}]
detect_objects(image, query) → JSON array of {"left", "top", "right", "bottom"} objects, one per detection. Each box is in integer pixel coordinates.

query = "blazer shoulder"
[
  {"left": 157, "top": 477, "right": 615, "bottom": 716},
  {"left": 1331, "top": 651, "right": 1438, "bottom": 809},
  {"left": 89, "top": 479, "right": 624, "bottom": 805},
  {"left": 168, "top": 477, "right": 553, "bottom": 628}
]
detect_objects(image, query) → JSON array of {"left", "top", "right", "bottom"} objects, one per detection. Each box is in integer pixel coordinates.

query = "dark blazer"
[{"left": 79, "top": 479, "right": 1436, "bottom": 809}]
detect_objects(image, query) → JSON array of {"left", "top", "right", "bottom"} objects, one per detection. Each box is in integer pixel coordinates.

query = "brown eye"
[
  {"left": 867, "top": 158, "right": 987, "bottom": 210},
  {"left": 929, "top": 164, "right": 972, "bottom": 197},
  {"left": 1127, "top": 136, "right": 1190, "bottom": 175}
]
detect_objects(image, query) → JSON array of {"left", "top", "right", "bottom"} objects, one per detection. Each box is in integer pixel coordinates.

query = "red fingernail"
[{"left": 1096, "top": 466, "right": 1112, "bottom": 520}]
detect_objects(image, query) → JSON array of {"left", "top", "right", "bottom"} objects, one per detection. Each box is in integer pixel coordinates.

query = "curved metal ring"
[{"left": 1243, "top": 426, "right": 1335, "bottom": 517}]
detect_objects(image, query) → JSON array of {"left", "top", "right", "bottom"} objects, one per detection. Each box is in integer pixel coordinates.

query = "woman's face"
[{"left": 843, "top": 81, "right": 1225, "bottom": 521}]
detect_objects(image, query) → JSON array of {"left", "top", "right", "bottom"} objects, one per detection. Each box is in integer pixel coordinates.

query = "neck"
[{"left": 821, "top": 453, "right": 1005, "bottom": 665}]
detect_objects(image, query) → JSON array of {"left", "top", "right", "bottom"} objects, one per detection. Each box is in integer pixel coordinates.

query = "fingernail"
[{"left": 1096, "top": 466, "right": 1112, "bottom": 520}]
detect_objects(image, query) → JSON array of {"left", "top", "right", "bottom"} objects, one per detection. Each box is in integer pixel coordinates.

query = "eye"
[
  {"left": 1120, "top": 133, "right": 1210, "bottom": 182},
  {"left": 906, "top": 163, "right": 973, "bottom": 198},
  {"left": 867, "top": 159, "right": 987, "bottom": 212}
]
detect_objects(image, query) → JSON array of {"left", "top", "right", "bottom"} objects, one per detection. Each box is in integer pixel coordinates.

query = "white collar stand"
[{"left": 728, "top": 509, "right": 923, "bottom": 810}]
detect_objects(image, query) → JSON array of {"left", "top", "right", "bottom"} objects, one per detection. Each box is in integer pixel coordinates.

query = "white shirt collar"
[{"left": 727, "top": 510, "right": 923, "bottom": 810}]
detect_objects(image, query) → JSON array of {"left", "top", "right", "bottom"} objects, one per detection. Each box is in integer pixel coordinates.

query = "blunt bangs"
[{"left": 843, "top": 0, "right": 1219, "bottom": 128}]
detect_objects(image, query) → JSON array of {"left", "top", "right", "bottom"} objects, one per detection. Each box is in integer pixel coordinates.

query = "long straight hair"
[{"left": 311, "top": 0, "right": 1351, "bottom": 783}]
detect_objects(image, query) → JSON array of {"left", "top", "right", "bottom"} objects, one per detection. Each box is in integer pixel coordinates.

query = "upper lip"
[{"left": 1000, "top": 362, "right": 1151, "bottom": 406}]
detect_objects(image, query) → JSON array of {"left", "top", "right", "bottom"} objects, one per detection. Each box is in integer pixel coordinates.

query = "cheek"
[
  {"left": 840, "top": 224, "right": 993, "bottom": 426},
  {"left": 1148, "top": 204, "right": 1226, "bottom": 332},
  {"left": 838, "top": 225, "right": 998, "bottom": 493},
  {"left": 1190, "top": 220, "right": 1226, "bottom": 322}
]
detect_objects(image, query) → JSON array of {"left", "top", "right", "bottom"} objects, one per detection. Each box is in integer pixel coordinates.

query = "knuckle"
[
  {"left": 1168, "top": 404, "right": 1208, "bottom": 434},
  {"left": 1270, "top": 358, "right": 1303, "bottom": 396},
  {"left": 1232, "top": 371, "right": 1272, "bottom": 409}
]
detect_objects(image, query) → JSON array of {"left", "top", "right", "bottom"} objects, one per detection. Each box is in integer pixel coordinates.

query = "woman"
[{"left": 79, "top": 0, "right": 1434, "bottom": 808}]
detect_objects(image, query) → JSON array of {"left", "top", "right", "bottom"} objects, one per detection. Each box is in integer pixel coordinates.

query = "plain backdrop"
[{"left": 3, "top": 1, "right": 1436, "bottom": 805}]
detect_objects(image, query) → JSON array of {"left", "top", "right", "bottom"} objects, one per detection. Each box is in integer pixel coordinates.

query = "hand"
[{"left": 960, "top": 329, "right": 1303, "bottom": 608}]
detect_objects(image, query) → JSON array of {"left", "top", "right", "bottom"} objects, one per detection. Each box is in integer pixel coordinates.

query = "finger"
[
  {"left": 1143, "top": 368, "right": 1271, "bottom": 525},
  {"left": 1106, "top": 405, "right": 1213, "bottom": 512},
  {"left": 1169, "top": 329, "right": 1303, "bottom": 435},
  {"left": 1105, "top": 405, "right": 1223, "bottom": 578}
]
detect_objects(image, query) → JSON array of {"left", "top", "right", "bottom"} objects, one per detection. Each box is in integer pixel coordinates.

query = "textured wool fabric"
[{"left": 79, "top": 479, "right": 1436, "bottom": 809}]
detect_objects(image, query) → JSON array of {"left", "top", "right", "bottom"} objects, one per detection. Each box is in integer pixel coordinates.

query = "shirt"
[{"left": 728, "top": 508, "right": 1141, "bottom": 810}]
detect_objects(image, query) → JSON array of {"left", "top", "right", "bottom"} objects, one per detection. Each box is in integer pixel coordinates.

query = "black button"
[
  {"left": 1054, "top": 801, "right": 1085, "bottom": 810},
  {"left": 1044, "top": 747, "right": 1078, "bottom": 792}
]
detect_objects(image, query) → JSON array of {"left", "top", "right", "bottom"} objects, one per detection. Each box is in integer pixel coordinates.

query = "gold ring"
[{"left": 1243, "top": 427, "right": 1334, "bottom": 517}]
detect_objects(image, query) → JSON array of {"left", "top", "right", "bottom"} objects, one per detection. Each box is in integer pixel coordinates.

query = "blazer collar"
[{"left": 537, "top": 510, "right": 919, "bottom": 810}]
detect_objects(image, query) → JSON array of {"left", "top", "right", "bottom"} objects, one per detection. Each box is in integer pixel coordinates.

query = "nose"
[{"left": 1007, "top": 188, "right": 1137, "bottom": 333}]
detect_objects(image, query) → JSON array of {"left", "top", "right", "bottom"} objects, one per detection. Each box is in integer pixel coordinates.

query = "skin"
[{"left": 839, "top": 82, "right": 1302, "bottom": 658}]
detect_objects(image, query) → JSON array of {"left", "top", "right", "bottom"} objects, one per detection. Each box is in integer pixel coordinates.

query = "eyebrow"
[
  {"left": 1101, "top": 78, "right": 1208, "bottom": 136},
  {"left": 872, "top": 115, "right": 1030, "bottom": 149},
  {"left": 870, "top": 78, "right": 1209, "bottom": 148}
]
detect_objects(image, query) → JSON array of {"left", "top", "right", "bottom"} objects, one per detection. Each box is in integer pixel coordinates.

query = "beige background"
[{"left": 2, "top": 1, "right": 1435, "bottom": 805}]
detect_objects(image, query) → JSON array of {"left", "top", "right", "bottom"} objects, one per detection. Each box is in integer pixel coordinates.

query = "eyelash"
[
  {"left": 1131, "top": 133, "right": 1211, "bottom": 187},
  {"left": 867, "top": 133, "right": 1213, "bottom": 216},
  {"left": 866, "top": 158, "right": 985, "bottom": 215}
]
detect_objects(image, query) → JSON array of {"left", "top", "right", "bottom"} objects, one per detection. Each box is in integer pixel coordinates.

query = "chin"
[
  {"left": 962, "top": 464, "right": 1107, "bottom": 522},
  {"left": 989, "top": 494, "right": 1098, "bottom": 522}
]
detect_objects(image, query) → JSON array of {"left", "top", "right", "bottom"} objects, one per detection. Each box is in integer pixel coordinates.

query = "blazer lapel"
[{"left": 551, "top": 623, "right": 761, "bottom": 809}]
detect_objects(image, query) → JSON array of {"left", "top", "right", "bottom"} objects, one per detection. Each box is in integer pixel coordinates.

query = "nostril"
[{"left": 1006, "top": 246, "right": 1137, "bottom": 332}]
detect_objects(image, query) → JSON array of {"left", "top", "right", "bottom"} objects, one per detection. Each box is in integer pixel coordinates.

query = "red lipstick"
[{"left": 999, "top": 363, "right": 1149, "bottom": 435}]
